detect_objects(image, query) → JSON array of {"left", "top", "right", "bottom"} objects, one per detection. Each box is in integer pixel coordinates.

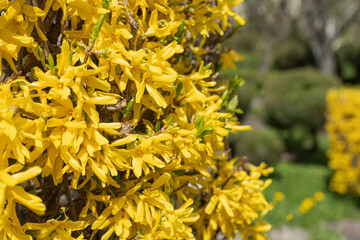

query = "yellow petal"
[
  {"left": 64, "top": 121, "right": 87, "bottom": 129},
  {"left": 179, "top": 213, "right": 200, "bottom": 223},
  {"left": 92, "top": 206, "right": 112, "bottom": 229},
  {"left": 1, "top": 120, "right": 17, "bottom": 141},
  {"left": 111, "top": 135, "right": 137, "bottom": 147},
  {"left": 21, "top": 5, "right": 45, "bottom": 17},
  {"left": 99, "top": 122, "right": 122, "bottom": 129},
  {"left": 205, "top": 195, "right": 219, "bottom": 215},
  {"left": 151, "top": 173, "right": 171, "bottom": 189},
  {"left": 83, "top": 76, "right": 111, "bottom": 92},
  {"left": 143, "top": 154, "right": 165, "bottom": 168},
  {"left": 145, "top": 82, "right": 167, "bottom": 108},
  {"left": 135, "top": 80, "right": 146, "bottom": 103},
  {"left": 94, "top": 130, "right": 109, "bottom": 145},
  {"left": 85, "top": 96, "right": 117, "bottom": 105},
  {"left": 9, "top": 185, "right": 46, "bottom": 215},
  {"left": 11, "top": 166, "right": 42, "bottom": 185},
  {"left": 219, "top": 194, "right": 234, "bottom": 217},
  {"left": 132, "top": 156, "right": 143, "bottom": 178}
]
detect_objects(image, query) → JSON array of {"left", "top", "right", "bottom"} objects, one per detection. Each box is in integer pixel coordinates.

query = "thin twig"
[
  {"left": 83, "top": 44, "right": 94, "bottom": 64},
  {"left": 57, "top": 16, "right": 70, "bottom": 47},
  {"left": 221, "top": 156, "right": 247, "bottom": 188},
  {"left": 32, "top": 0, "right": 50, "bottom": 59},
  {"left": 173, "top": 181, "right": 188, "bottom": 193},
  {"left": 123, "top": 0, "right": 139, "bottom": 50},
  {"left": 9, "top": 105, "right": 39, "bottom": 119},
  {"left": 63, "top": 176, "right": 78, "bottom": 221}
]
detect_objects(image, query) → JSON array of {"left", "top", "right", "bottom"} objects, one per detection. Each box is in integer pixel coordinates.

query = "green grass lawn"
[{"left": 263, "top": 161, "right": 360, "bottom": 240}]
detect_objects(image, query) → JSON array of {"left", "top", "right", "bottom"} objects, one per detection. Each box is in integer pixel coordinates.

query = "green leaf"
[
  {"left": 229, "top": 76, "right": 244, "bottom": 92},
  {"left": 167, "top": 115, "right": 173, "bottom": 125},
  {"left": 69, "top": 49, "right": 73, "bottom": 65},
  {"left": 175, "top": 81, "right": 183, "bottom": 100},
  {"left": 37, "top": 46, "right": 45, "bottom": 65},
  {"left": 221, "top": 89, "right": 229, "bottom": 102},
  {"left": 201, "top": 63, "right": 212, "bottom": 74},
  {"left": 154, "top": 120, "right": 161, "bottom": 132},
  {"left": 91, "top": 15, "right": 106, "bottom": 45},
  {"left": 228, "top": 95, "right": 239, "bottom": 111},
  {"left": 48, "top": 54, "right": 54, "bottom": 70},
  {"left": 171, "top": 20, "right": 186, "bottom": 43},
  {"left": 195, "top": 116, "right": 204, "bottom": 133},
  {"left": 234, "top": 108, "right": 243, "bottom": 114},
  {"left": 199, "top": 125, "right": 214, "bottom": 138},
  {"left": 102, "top": 0, "right": 110, "bottom": 9},
  {"left": 123, "top": 97, "right": 134, "bottom": 117}
]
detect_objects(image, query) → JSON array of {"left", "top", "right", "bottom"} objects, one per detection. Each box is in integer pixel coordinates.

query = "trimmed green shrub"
[
  {"left": 263, "top": 68, "right": 340, "bottom": 131},
  {"left": 274, "top": 39, "right": 314, "bottom": 69},
  {"left": 336, "top": 42, "right": 360, "bottom": 83},
  {"left": 229, "top": 127, "right": 285, "bottom": 165}
]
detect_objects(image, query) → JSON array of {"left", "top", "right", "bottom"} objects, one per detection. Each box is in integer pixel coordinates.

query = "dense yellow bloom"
[
  {"left": 326, "top": 88, "right": 360, "bottom": 195},
  {"left": 0, "top": 166, "right": 45, "bottom": 240},
  {"left": 0, "top": 0, "right": 273, "bottom": 239}
]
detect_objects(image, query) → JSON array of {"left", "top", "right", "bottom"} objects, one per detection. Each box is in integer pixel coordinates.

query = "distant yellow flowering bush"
[
  {"left": 0, "top": 0, "right": 273, "bottom": 239},
  {"left": 327, "top": 88, "right": 360, "bottom": 195}
]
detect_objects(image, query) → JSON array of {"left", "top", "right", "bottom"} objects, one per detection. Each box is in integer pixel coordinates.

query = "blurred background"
[{"left": 222, "top": 1, "right": 360, "bottom": 239}]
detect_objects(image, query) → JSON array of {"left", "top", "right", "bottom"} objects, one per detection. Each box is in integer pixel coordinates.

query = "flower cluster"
[
  {"left": 0, "top": 0, "right": 273, "bottom": 239},
  {"left": 326, "top": 88, "right": 360, "bottom": 195}
]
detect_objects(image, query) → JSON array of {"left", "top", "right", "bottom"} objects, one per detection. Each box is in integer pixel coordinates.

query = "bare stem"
[
  {"left": 57, "top": 16, "right": 70, "bottom": 47},
  {"left": 63, "top": 176, "right": 78, "bottom": 221},
  {"left": 123, "top": 0, "right": 139, "bottom": 50},
  {"left": 173, "top": 181, "right": 188, "bottom": 193}
]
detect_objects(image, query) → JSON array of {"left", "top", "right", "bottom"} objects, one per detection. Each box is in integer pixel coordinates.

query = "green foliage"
[
  {"left": 229, "top": 127, "right": 284, "bottom": 165},
  {"left": 273, "top": 39, "right": 314, "bottom": 69},
  {"left": 220, "top": 53, "right": 262, "bottom": 116},
  {"left": 263, "top": 67, "right": 340, "bottom": 130},
  {"left": 223, "top": 31, "right": 259, "bottom": 52},
  {"left": 336, "top": 42, "right": 360, "bottom": 83}
]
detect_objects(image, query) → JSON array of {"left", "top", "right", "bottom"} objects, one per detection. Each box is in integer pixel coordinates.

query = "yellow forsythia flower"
[
  {"left": 326, "top": 88, "right": 360, "bottom": 195},
  {"left": 0, "top": 0, "right": 273, "bottom": 239},
  {"left": 273, "top": 192, "right": 285, "bottom": 202}
]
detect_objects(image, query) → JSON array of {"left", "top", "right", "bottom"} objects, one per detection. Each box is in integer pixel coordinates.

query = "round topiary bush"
[
  {"left": 273, "top": 39, "right": 314, "bottom": 69},
  {"left": 230, "top": 127, "right": 285, "bottom": 165},
  {"left": 263, "top": 68, "right": 340, "bottom": 131}
]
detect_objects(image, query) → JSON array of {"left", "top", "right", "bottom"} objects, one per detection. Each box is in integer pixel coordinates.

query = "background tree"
[{"left": 298, "top": 0, "right": 360, "bottom": 75}]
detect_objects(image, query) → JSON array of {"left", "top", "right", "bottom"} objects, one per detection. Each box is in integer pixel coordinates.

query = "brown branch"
[
  {"left": 44, "top": 9, "right": 57, "bottom": 33},
  {"left": 9, "top": 106, "right": 39, "bottom": 119},
  {"left": 221, "top": 156, "right": 247, "bottom": 188},
  {"left": 32, "top": 0, "right": 50, "bottom": 59},
  {"left": 123, "top": 0, "right": 139, "bottom": 50},
  {"left": 83, "top": 44, "right": 94, "bottom": 65},
  {"left": 173, "top": 181, "right": 189, "bottom": 193},
  {"left": 57, "top": 16, "right": 70, "bottom": 47},
  {"left": 63, "top": 176, "right": 78, "bottom": 221},
  {"left": 101, "top": 99, "right": 128, "bottom": 112}
]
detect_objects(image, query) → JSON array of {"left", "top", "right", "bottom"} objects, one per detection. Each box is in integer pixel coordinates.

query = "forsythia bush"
[
  {"left": 0, "top": 0, "right": 273, "bottom": 239},
  {"left": 327, "top": 88, "right": 360, "bottom": 195}
]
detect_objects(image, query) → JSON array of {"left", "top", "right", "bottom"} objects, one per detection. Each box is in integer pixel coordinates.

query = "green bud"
[
  {"left": 48, "top": 54, "right": 54, "bottom": 70},
  {"left": 123, "top": 97, "right": 135, "bottom": 118},
  {"left": 154, "top": 120, "right": 161, "bottom": 132},
  {"left": 91, "top": 15, "right": 106, "bottom": 45},
  {"left": 195, "top": 115, "right": 204, "bottom": 134}
]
